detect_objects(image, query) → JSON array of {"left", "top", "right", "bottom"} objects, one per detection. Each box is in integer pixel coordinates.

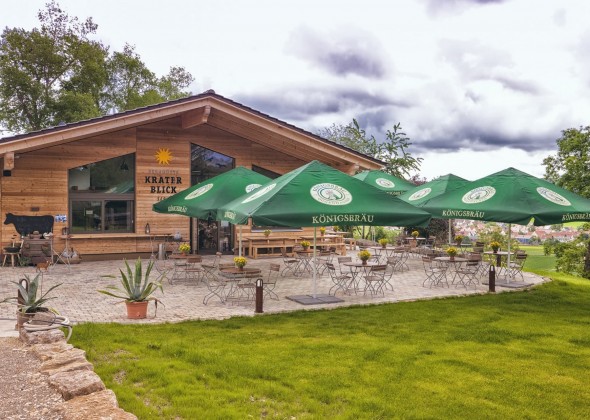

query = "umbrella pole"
[
  {"left": 506, "top": 224, "right": 512, "bottom": 284},
  {"left": 448, "top": 220, "right": 452, "bottom": 244},
  {"left": 239, "top": 225, "right": 243, "bottom": 257},
  {"left": 313, "top": 227, "right": 317, "bottom": 299}
]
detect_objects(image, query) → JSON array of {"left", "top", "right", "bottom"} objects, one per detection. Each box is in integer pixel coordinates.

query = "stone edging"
[{"left": 19, "top": 327, "right": 137, "bottom": 419}]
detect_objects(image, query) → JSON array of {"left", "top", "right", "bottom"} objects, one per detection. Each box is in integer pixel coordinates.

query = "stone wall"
[{"left": 20, "top": 326, "right": 137, "bottom": 419}]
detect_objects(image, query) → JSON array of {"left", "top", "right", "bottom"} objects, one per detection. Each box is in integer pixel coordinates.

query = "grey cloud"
[
  {"left": 424, "top": 0, "right": 508, "bottom": 14},
  {"left": 236, "top": 87, "right": 406, "bottom": 123},
  {"left": 286, "top": 26, "right": 389, "bottom": 79},
  {"left": 439, "top": 39, "right": 541, "bottom": 94},
  {"left": 414, "top": 124, "right": 555, "bottom": 154}
]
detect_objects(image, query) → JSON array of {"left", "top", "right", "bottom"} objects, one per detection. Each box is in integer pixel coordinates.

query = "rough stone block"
[
  {"left": 51, "top": 389, "right": 138, "bottom": 420},
  {"left": 20, "top": 328, "right": 65, "bottom": 345},
  {"left": 30, "top": 341, "right": 74, "bottom": 361},
  {"left": 40, "top": 348, "right": 88, "bottom": 373},
  {"left": 49, "top": 369, "right": 106, "bottom": 400}
]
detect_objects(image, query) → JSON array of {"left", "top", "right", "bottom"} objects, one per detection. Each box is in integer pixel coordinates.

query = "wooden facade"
[{"left": 0, "top": 92, "right": 383, "bottom": 259}]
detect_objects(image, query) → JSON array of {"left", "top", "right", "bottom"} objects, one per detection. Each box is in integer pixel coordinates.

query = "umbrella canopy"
[
  {"left": 219, "top": 160, "right": 431, "bottom": 227},
  {"left": 353, "top": 170, "right": 416, "bottom": 196},
  {"left": 152, "top": 166, "right": 271, "bottom": 220},
  {"left": 421, "top": 167, "right": 590, "bottom": 226},
  {"left": 398, "top": 174, "right": 470, "bottom": 207}
]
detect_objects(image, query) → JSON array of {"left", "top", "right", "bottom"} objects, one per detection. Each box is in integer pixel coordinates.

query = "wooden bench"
[{"left": 244, "top": 237, "right": 297, "bottom": 258}]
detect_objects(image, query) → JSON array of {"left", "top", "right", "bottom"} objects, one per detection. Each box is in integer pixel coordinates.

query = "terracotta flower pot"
[
  {"left": 450, "top": 255, "right": 455, "bottom": 261},
  {"left": 237, "top": 266, "right": 244, "bottom": 271},
  {"left": 362, "top": 260, "right": 368, "bottom": 265},
  {"left": 126, "top": 301, "right": 149, "bottom": 319}
]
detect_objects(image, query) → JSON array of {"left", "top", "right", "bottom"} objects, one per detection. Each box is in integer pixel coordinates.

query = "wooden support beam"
[
  {"left": 4, "top": 152, "right": 14, "bottom": 170},
  {"left": 181, "top": 105, "right": 210, "bottom": 129}
]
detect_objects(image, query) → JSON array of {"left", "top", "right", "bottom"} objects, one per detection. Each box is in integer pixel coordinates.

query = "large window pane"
[
  {"left": 68, "top": 154, "right": 135, "bottom": 233},
  {"left": 104, "top": 200, "right": 133, "bottom": 232},
  {"left": 71, "top": 201, "right": 102, "bottom": 233},
  {"left": 191, "top": 145, "right": 234, "bottom": 184},
  {"left": 69, "top": 154, "right": 135, "bottom": 193}
]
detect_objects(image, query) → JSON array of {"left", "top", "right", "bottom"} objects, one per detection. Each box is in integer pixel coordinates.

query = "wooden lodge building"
[{"left": 0, "top": 90, "right": 382, "bottom": 260}]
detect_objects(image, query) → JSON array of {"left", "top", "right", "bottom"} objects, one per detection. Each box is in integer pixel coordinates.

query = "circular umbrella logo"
[
  {"left": 537, "top": 187, "right": 571, "bottom": 206},
  {"left": 245, "top": 183, "right": 262, "bottom": 193},
  {"left": 242, "top": 183, "right": 276, "bottom": 203},
  {"left": 408, "top": 187, "right": 432, "bottom": 201},
  {"left": 310, "top": 183, "right": 352, "bottom": 206},
  {"left": 375, "top": 178, "right": 395, "bottom": 189},
  {"left": 462, "top": 186, "right": 496, "bottom": 204},
  {"left": 185, "top": 183, "right": 213, "bottom": 200}
]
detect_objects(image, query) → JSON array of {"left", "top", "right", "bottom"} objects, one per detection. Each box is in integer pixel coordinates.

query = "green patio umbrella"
[
  {"left": 152, "top": 166, "right": 271, "bottom": 220},
  {"left": 420, "top": 167, "right": 590, "bottom": 226},
  {"left": 421, "top": 167, "right": 590, "bottom": 283},
  {"left": 219, "top": 160, "right": 431, "bottom": 298},
  {"left": 353, "top": 170, "right": 416, "bottom": 196},
  {"left": 398, "top": 174, "right": 470, "bottom": 244},
  {"left": 398, "top": 174, "right": 470, "bottom": 206},
  {"left": 220, "top": 161, "right": 431, "bottom": 228}
]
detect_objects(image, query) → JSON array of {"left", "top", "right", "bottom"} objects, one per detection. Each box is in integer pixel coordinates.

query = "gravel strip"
[{"left": 0, "top": 337, "right": 64, "bottom": 420}]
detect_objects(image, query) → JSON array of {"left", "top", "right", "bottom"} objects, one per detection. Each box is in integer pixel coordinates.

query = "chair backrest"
[
  {"left": 337, "top": 256, "right": 352, "bottom": 264},
  {"left": 269, "top": 263, "right": 280, "bottom": 280},
  {"left": 186, "top": 255, "right": 202, "bottom": 264},
  {"left": 218, "top": 263, "right": 235, "bottom": 271},
  {"left": 370, "top": 264, "right": 387, "bottom": 273}
]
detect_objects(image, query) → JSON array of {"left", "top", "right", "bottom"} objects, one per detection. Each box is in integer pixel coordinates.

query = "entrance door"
[{"left": 194, "top": 218, "right": 233, "bottom": 254}]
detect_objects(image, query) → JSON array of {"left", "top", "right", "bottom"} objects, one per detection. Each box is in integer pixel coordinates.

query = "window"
[
  {"left": 191, "top": 144, "right": 234, "bottom": 184},
  {"left": 68, "top": 154, "right": 135, "bottom": 233}
]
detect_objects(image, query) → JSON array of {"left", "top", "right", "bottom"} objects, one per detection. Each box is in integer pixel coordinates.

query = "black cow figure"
[{"left": 4, "top": 213, "right": 54, "bottom": 237}]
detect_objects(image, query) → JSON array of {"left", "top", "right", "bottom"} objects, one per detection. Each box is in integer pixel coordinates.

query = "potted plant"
[
  {"left": 358, "top": 249, "right": 371, "bottom": 265},
  {"left": 1, "top": 273, "right": 62, "bottom": 329},
  {"left": 455, "top": 235, "right": 464, "bottom": 246},
  {"left": 178, "top": 243, "right": 191, "bottom": 255},
  {"left": 319, "top": 227, "right": 326, "bottom": 236},
  {"left": 378, "top": 238, "right": 389, "bottom": 248},
  {"left": 234, "top": 256, "right": 247, "bottom": 271},
  {"left": 263, "top": 229, "right": 272, "bottom": 238},
  {"left": 300, "top": 240, "right": 311, "bottom": 251},
  {"left": 409, "top": 230, "right": 419, "bottom": 247},
  {"left": 490, "top": 241, "right": 501, "bottom": 253},
  {"left": 446, "top": 246, "right": 458, "bottom": 261},
  {"left": 98, "top": 258, "right": 164, "bottom": 319}
]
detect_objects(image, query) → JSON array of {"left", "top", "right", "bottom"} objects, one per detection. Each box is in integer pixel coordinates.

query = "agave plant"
[
  {"left": 1, "top": 273, "right": 62, "bottom": 313},
  {"left": 99, "top": 258, "right": 164, "bottom": 304}
]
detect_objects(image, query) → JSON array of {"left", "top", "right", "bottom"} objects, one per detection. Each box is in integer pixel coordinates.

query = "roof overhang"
[{"left": 0, "top": 91, "right": 384, "bottom": 171}]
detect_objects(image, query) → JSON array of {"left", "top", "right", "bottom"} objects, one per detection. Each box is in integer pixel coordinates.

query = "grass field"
[{"left": 71, "top": 250, "right": 590, "bottom": 419}]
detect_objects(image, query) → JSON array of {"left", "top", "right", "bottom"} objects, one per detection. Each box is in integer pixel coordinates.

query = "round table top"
[
  {"left": 220, "top": 267, "right": 261, "bottom": 275},
  {"left": 434, "top": 256, "right": 469, "bottom": 262},
  {"left": 343, "top": 261, "right": 379, "bottom": 268}
]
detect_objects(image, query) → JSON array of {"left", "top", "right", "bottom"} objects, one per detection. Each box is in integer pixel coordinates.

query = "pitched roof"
[{"left": 0, "top": 90, "right": 384, "bottom": 168}]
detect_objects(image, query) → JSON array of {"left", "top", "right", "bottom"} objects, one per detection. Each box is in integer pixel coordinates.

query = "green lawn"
[{"left": 71, "top": 254, "right": 590, "bottom": 419}]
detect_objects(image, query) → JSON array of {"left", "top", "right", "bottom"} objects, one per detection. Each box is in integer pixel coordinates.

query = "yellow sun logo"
[{"left": 155, "top": 148, "right": 172, "bottom": 165}]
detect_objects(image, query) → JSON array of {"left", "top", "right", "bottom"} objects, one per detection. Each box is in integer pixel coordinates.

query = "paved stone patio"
[{"left": 0, "top": 254, "right": 546, "bottom": 326}]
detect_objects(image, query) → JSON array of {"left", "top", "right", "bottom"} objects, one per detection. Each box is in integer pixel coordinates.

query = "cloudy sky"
[{"left": 3, "top": 0, "right": 589, "bottom": 180}]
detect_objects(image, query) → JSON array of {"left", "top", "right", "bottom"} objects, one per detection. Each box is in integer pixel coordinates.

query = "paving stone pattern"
[{"left": 0, "top": 254, "right": 545, "bottom": 325}]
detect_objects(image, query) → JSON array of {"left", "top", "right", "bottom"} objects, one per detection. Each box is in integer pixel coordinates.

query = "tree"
[
  {"left": 543, "top": 126, "right": 590, "bottom": 198},
  {"left": 318, "top": 119, "right": 423, "bottom": 178},
  {"left": 0, "top": 1, "right": 194, "bottom": 134}
]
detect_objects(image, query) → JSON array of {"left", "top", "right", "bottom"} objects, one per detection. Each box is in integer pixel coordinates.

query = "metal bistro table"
[
  {"left": 219, "top": 267, "right": 262, "bottom": 303},
  {"left": 343, "top": 261, "right": 379, "bottom": 293}
]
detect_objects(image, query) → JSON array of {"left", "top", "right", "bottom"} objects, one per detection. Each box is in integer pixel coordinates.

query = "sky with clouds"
[{"left": 3, "top": 0, "right": 589, "bottom": 180}]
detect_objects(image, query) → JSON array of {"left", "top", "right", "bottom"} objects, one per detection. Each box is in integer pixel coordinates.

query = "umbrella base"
[{"left": 286, "top": 294, "right": 344, "bottom": 305}]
